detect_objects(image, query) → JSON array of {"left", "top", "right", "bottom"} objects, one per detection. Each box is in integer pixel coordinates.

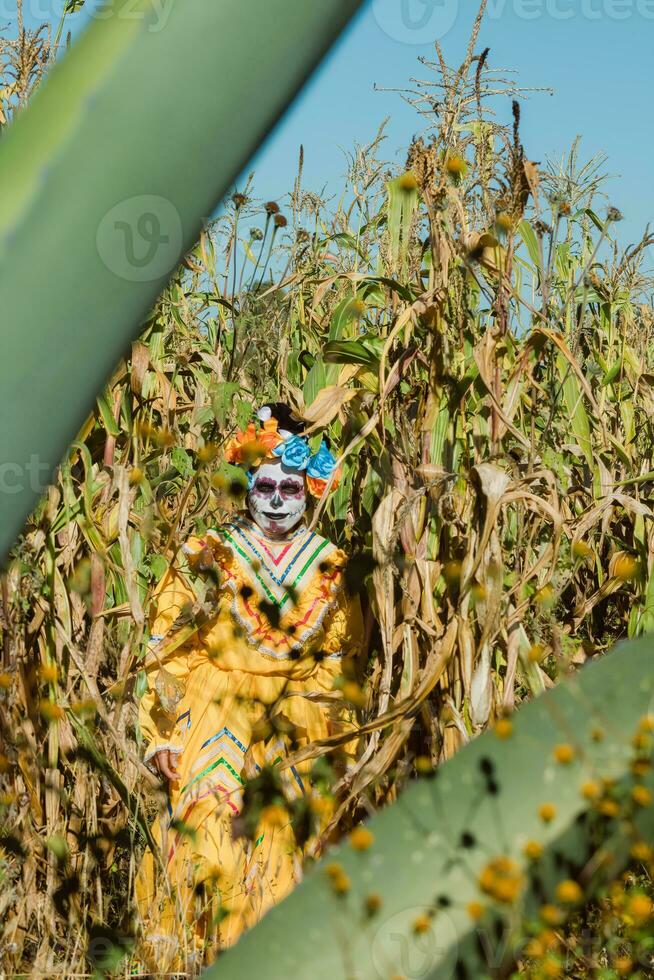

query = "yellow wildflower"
[
  {"left": 325, "top": 861, "right": 351, "bottom": 896},
  {"left": 478, "top": 856, "right": 524, "bottom": 904},
  {"left": 540, "top": 904, "right": 564, "bottom": 926},
  {"left": 630, "top": 841, "right": 652, "bottom": 862},
  {"left": 626, "top": 893, "right": 652, "bottom": 924},
  {"left": 598, "top": 798, "right": 620, "bottom": 818},
  {"left": 397, "top": 172, "right": 419, "bottom": 191},
  {"left": 471, "top": 583, "right": 487, "bottom": 604},
  {"left": 71, "top": 699, "right": 97, "bottom": 717},
  {"left": 615, "top": 958, "right": 633, "bottom": 977},
  {"left": 445, "top": 155, "right": 467, "bottom": 178},
  {"left": 540, "top": 955, "right": 562, "bottom": 978},
  {"left": 535, "top": 584, "right": 555, "bottom": 608},
  {"left": 538, "top": 802, "right": 557, "bottom": 824},
  {"left": 632, "top": 785, "right": 652, "bottom": 807},
  {"left": 495, "top": 213, "right": 513, "bottom": 233},
  {"left": 444, "top": 560, "right": 462, "bottom": 586},
  {"left": 197, "top": 444, "right": 219, "bottom": 464},
  {"left": 349, "top": 827, "right": 374, "bottom": 852},
  {"left": 341, "top": 681, "right": 366, "bottom": 708},
  {"left": 364, "top": 892, "right": 382, "bottom": 915},
  {"left": 537, "top": 929, "right": 560, "bottom": 950},
  {"left": 330, "top": 871, "right": 351, "bottom": 896},
  {"left": 412, "top": 913, "right": 432, "bottom": 934},
  {"left": 154, "top": 428, "right": 175, "bottom": 448},
  {"left": 613, "top": 553, "right": 638, "bottom": 581},
  {"left": 524, "top": 937, "right": 544, "bottom": 958},
  {"left": 523, "top": 840, "right": 543, "bottom": 861},
  {"left": 555, "top": 880, "right": 582, "bottom": 905},
  {"left": 467, "top": 901, "right": 485, "bottom": 921},
  {"left": 553, "top": 744, "right": 575, "bottom": 765},
  {"left": 308, "top": 795, "right": 332, "bottom": 818},
  {"left": 39, "top": 700, "right": 65, "bottom": 722},
  {"left": 632, "top": 731, "right": 651, "bottom": 751},
  {"left": 39, "top": 664, "right": 58, "bottom": 684},
  {"left": 495, "top": 718, "right": 513, "bottom": 740},
  {"left": 572, "top": 540, "right": 593, "bottom": 560},
  {"left": 261, "top": 804, "right": 287, "bottom": 827},
  {"left": 580, "top": 780, "right": 601, "bottom": 801}
]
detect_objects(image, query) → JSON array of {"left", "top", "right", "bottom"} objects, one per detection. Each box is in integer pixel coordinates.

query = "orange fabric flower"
[
  {"left": 257, "top": 418, "right": 285, "bottom": 455},
  {"left": 224, "top": 420, "right": 284, "bottom": 466},
  {"left": 307, "top": 467, "right": 341, "bottom": 499},
  {"left": 224, "top": 423, "right": 256, "bottom": 464}
]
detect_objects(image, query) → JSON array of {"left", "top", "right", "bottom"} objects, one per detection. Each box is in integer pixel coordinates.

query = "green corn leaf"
[
  {"left": 557, "top": 354, "right": 593, "bottom": 470},
  {"left": 0, "top": 0, "right": 364, "bottom": 562},
  {"left": 517, "top": 218, "right": 540, "bottom": 269},
  {"left": 328, "top": 296, "right": 366, "bottom": 341},
  {"left": 302, "top": 359, "right": 328, "bottom": 408},
  {"left": 387, "top": 173, "right": 419, "bottom": 274},
  {"left": 323, "top": 339, "right": 379, "bottom": 368}
]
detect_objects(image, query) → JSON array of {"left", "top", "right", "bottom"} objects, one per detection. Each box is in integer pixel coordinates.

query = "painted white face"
[{"left": 247, "top": 460, "right": 307, "bottom": 537}]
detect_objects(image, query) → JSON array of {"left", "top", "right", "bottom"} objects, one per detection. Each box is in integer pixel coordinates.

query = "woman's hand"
[{"left": 150, "top": 749, "right": 181, "bottom": 782}]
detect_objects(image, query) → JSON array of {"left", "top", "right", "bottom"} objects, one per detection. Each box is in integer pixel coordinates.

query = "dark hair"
[{"left": 261, "top": 402, "right": 304, "bottom": 435}]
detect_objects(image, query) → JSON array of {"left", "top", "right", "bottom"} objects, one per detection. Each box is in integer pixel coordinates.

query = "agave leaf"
[
  {"left": 207, "top": 636, "right": 654, "bottom": 979},
  {"left": 0, "top": 0, "right": 364, "bottom": 561}
]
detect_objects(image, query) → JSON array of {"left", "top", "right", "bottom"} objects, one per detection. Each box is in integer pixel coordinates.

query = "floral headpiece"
[{"left": 223, "top": 406, "right": 340, "bottom": 498}]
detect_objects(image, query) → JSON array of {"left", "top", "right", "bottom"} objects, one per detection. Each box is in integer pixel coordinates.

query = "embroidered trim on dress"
[
  {"left": 220, "top": 573, "right": 343, "bottom": 660},
  {"left": 180, "top": 521, "right": 346, "bottom": 660}
]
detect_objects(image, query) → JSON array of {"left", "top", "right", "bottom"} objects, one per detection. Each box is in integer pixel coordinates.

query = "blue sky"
[{"left": 14, "top": 0, "right": 654, "bottom": 249}]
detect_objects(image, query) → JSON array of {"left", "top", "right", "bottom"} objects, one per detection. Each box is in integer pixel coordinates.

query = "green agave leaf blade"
[
  {"left": 0, "top": 0, "right": 364, "bottom": 560},
  {"left": 206, "top": 637, "right": 654, "bottom": 979}
]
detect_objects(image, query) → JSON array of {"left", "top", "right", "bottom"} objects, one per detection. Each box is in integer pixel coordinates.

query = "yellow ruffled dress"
[{"left": 136, "top": 516, "right": 363, "bottom": 965}]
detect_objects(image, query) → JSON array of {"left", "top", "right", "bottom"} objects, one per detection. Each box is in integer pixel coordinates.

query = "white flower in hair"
[{"left": 256, "top": 406, "right": 272, "bottom": 422}]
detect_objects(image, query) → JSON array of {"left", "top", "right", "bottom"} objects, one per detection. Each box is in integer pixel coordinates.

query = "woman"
[{"left": 136, "top": 404, "right": 364, "bottom": 968}]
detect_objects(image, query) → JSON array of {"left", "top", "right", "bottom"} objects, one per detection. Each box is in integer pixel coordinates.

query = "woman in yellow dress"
[{"left": 136, "top": 404, "right": 364, "bottom": 969}]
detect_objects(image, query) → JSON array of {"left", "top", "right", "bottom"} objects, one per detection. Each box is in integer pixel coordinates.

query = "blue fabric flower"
[
  {"left": 307, "top": 440, "right": 338, "bottom": 479},
  {"left": 272, "top": 434, "right": 311, "bottom": 471}
]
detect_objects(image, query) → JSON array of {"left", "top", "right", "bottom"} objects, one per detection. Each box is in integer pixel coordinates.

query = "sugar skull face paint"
[{"left": 247, "top": 460, "right": 307, "bottom": 537}]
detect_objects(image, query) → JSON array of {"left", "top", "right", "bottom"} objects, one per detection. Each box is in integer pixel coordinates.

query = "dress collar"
[{"left": 236, "top": 514, "right": 308, "bottom": 546}]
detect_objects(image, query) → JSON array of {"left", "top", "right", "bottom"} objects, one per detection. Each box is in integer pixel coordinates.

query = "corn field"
[{"left": 2, "top": 3, "right": 654, "bottom": 976}]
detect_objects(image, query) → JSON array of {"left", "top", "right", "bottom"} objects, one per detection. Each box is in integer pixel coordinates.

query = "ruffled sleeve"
[
  {"left": 314, "top": 582, "right": 365, "bottom": 764},
  {"left": 318, "top": 584, "right": 364, "bottom": 666},
  {"left": 138, "top": 545, "right": 200, "bottom": 767}
]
